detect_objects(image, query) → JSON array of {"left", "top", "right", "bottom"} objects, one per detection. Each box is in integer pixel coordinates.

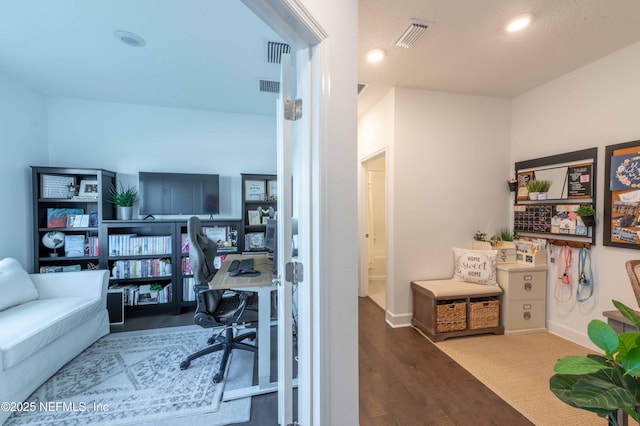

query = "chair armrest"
[{"left": 30, "top": 270, "right": 109, "bottom": 303}]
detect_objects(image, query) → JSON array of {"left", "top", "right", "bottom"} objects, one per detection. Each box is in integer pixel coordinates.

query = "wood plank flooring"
[
  {"left": 359, "top": 296, "right": 533, "bottom": 425},
  {"left": 113, "top": 299, "right": 533, "bottom": 425}
]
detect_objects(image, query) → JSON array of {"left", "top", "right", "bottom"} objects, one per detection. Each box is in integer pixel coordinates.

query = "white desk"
[{"left": 209, "top": 254, "right": 277, "bottom": 401}]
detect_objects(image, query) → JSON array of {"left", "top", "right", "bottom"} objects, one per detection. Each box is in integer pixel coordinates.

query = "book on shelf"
[
  {"left": 86, "top": 236, "right": 99, "bottom": 256},
  {"left": 108, "top": 234, "right": 172, "bottom": 256},
  {"left": 47, "top": 208, "right": 83, "bottom": 228},
  {"left": 39, "top": 264, "right": 81, "bottom": 273},
  {"left": 110, "top": 282, "right": 171, "bottom": 306},
  {"left": 180, "top": 233, "right": 190, "bottom": 253},
  {"left": 110, "top": 258, "right": 172, "bottom": 279},
  {"left": 64, "top": 235, "right": 85, "bottom": 257},
  {"left": 182, "top": 277, "right": 196, "bottom": 302}
]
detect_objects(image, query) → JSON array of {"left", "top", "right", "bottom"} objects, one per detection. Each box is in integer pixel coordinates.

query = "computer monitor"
[{"left": 264, "top": 219, "right": 277, "bottom": 272}]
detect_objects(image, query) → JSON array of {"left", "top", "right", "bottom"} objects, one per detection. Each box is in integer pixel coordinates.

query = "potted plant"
[
  {"left": 108, "top": 183, "right": 138, "bottom": 220},
  {"left": 550, "top": 300, "right": 640, "bottom": 424},
  {"left": 473, "top": 230, "right": 488, "bottom": 241},
  {"left": 576, "top": 205, "right": 596, "bottom": 227},
  {"left": 526, "top": 179, "right": 552, "bottom": 200}
]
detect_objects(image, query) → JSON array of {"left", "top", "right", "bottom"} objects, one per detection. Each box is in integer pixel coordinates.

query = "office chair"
[{"left": 179, "top": 216, "right": 258, "bottom": 383}]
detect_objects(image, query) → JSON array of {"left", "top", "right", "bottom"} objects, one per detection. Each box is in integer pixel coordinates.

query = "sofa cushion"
[
  {"left": 0, "top": 258, "right": 38, "bottom": 311},
  {"left": 0, "top": 297, "right": 103, "bottom": 370}
]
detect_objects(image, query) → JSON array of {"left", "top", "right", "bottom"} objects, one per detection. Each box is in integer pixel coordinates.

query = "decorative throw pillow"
[
  {"left": 452, "top": 248, "right": 498, "bottom": 285},
  {"left": 0, "top": 258, "right": 39, "bottom": 311}
]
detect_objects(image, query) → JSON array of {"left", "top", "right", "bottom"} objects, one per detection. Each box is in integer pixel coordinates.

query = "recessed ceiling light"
[
  {"left": 367, "top": 48, "right": 386, "bottom": 63},
  {"left": 114, "top": 30, "right": 146, "bottom": 47},
  {"left": 506, "top": 13, "right": 533, "bottom": 32}
]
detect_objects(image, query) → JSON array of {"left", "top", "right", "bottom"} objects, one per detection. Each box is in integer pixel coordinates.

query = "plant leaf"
[
  {"left": 588, "top": 319, "right": 619, "bottom": 356},
  {"left": 616, "top": 333, "right": 640, "bottom": 363},
  {"left": 613, "top": 300, "right": 640, "bottom": 331},
  {"left": 554, "top": 356, "right": 610, "bottom": 375},
  {"left": 550, "top": 374, "right": 624, "bottom": 417},
  {"left": 622, "top": 347, "right": 640, "bottom": 378}
]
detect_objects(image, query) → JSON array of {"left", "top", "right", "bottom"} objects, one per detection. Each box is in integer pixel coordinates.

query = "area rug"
[
  {"left": 6, "top": 325, "right": 253, "bottom": 426},
  {"left": 430, "top": 331, "right": 604, "bottom": 426}
]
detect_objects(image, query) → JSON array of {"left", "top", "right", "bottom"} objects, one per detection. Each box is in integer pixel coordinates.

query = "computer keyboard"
[{"left": 227, "top": 258, "right": 260, "bottom": 277}]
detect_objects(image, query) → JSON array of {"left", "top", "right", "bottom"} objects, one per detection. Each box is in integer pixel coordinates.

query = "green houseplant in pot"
[
  {"left": 108, "top": 183, "right": 138, "bottom": 220},
  {"left": 576, "top": 205, "right": 596, "bottom": 227},
  {"left": 550, "top": 300, "right": 640, "bottom": 424},
  {"left": 526, "top": 179, "right": 552, "bottom": 200}
]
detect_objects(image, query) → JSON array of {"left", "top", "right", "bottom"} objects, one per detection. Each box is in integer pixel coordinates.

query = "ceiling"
[
  {"left": 2, "top": 1, "right": 640, "bottom": 119},
  {"left": 0, "top": 0, "right": 284, "bottom": 115},
  {"left": 358, "top": 0, "right": 640, "bottom": 116}
]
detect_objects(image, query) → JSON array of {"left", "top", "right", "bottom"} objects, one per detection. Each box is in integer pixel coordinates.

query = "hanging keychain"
[
  {"left": 576, "top": 247, "right": 594, "bottom": 302},
  {"left": 554, "top": 245, "right": 573, "bottom": 303}
]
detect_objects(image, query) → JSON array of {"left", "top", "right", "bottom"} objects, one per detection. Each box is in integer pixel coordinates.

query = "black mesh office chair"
[{"left": 179, "top": 216, "right": 258, "bottom": 383}]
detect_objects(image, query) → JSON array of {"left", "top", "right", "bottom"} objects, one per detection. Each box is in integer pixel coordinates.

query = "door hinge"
[
  {"left": 284, "top": 98, "right": 303, "bottom": 121},
  {"left": 285, "top": 261, "right": 303, "bottom": 284}
]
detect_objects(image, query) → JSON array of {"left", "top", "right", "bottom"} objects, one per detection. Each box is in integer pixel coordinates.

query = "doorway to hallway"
[{"left": 363, "top": 153, "right": 386, "bottom": 309}]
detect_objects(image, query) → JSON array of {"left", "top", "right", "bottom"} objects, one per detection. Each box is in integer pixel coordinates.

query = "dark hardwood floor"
[
  {"left": 112, "top": 300, "right": 532, "bottom": 425},
  {"left": 359, "top": 297, "right": 533, "bottom": 425}
]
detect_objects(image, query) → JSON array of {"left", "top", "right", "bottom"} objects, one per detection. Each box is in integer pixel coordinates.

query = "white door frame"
[{"left": 240, "top": 1, "right": 327, "bottom": 424}]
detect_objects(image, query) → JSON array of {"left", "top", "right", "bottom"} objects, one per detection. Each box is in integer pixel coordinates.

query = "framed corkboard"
[{"left": 604, "top": 140, "right": 640, "bottom": 248}]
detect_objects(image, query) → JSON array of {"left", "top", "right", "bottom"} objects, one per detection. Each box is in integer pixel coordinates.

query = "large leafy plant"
[{"left": 550, "top": 300, "right": 640, "bottom": 424}]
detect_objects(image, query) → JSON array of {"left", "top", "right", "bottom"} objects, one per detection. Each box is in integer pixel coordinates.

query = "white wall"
[
  {"left": 47, "top": 98, "right": 276, "bottom": 219},
  {"left": 359, "top": 88, "right": 512, "bottom": 326},
  {"left": 512, "top": 40, "right": 640, "bottom": 347},
  {"left": 0, "top": 72, "right": 48, "bottom": 269}
]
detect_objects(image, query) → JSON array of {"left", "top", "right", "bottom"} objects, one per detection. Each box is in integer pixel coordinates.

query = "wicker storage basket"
[
  {"left": 469, "top": 297, "right": 500, "bottom": 329},
  {"left": 436, "top": 300, "right": 467, "bottom": 332}
]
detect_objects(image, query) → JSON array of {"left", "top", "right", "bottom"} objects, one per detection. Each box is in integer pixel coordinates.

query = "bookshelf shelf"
[
  {"left": 241, "top": 173, "right": 276, "bottom": 252},
  {"left": 32, "top": 166, "right": 116, "bottom": 274}
]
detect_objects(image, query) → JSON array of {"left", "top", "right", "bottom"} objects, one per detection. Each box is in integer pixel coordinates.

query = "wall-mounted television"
[{"left": 139, "top": 172, "right": 219, "bottom": 217}]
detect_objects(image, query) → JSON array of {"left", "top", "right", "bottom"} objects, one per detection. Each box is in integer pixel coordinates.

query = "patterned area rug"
[{"left": 7, "top": 325, "right": 253, "bottom": 425}]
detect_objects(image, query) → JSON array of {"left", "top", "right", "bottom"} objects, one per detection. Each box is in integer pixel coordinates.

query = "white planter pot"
[
  {"left": 117, "top": 206, "right": 133, "bottom": 220},
  {"left": 538, "top": 192, "right": 548, "bottom": 200},
  {"left": 528, "top": 192, "right": 539, "bottom": 200}
]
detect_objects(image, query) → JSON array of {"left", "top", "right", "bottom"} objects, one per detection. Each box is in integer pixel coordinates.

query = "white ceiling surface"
[
  {"left": 0, "top": 0, "right": 284, "bottom": 115},
  {"left": 359, "top": 0, "right": 640, "bottom": 116}
]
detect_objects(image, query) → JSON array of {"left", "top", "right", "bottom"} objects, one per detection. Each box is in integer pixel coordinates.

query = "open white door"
[{"left": 277, "top": 52, "right": 298, "bottom": 425}]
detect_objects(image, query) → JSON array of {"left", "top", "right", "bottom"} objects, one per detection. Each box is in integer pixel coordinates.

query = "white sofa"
[{"left": 0, "top": 259, "right": 109, "bottom": 424}]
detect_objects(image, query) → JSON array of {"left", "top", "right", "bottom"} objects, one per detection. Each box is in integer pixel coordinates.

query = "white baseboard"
[
  {"left": 547, "top": 320, "right": 599, "bottom": 351},
  {"left": 385, "top": 310, "right": 412, "bottom": 328}
]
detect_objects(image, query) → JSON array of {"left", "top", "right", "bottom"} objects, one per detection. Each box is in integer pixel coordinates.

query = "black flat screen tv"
[{"left": 139, "top": 172, "right": 220, "bottom": 216}]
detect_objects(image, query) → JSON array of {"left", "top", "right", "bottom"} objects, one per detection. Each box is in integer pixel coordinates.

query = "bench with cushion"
[{"left": 411, "top": 279, "right": 504, "bottom": 342}]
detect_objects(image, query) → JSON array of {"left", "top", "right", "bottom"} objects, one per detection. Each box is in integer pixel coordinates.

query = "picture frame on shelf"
[
  {"left": 245, "top": 180, "right": 266, "bottom": 201},
  {"left": 248, "top": 210, "right": 261, "bottom": 226},
  {"left": 267, "top": 179, "right": 277, "bottom": 199},
  {"left": 78, "top": 180, "right": 99, "bottom": 198},
  {"left": 41, "top": 174, "right": 75, "bottom": 199},
  {"left": 516, "top": 171, "right": 533, "bottom": 200},
  {"left": 246, "top": 232, "right": 265, "bottom": 250},
  {"left": 47, "top": 208, "right": 84, "bottom": 228}
]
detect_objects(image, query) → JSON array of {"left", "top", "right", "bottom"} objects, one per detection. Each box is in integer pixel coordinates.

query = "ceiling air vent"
[
  {"left": 259, "top": 79, "right": 280, "bottom": 93},
  {"left": 358, "top": 83, "right": 368, "bottom": 95},
  {"left": 266, "top": 41, "right": 291, "bottom": 64},
  {"left": 393, "top": 19, "right": 432, "bottom": 48}
]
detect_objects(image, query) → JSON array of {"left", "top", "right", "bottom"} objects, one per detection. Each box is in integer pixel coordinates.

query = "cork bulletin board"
[{"left": 604, "top": 140, "right": 640, "bottom": 248}]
